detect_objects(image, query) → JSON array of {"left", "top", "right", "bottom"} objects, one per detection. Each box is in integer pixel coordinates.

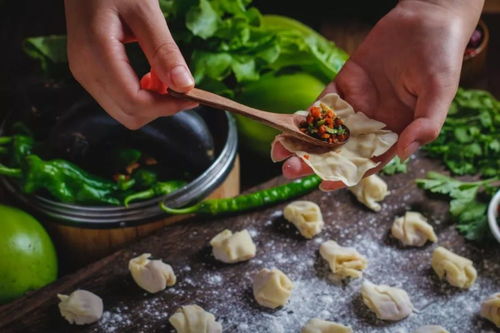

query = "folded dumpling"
[
  {"left": 480, "top": 293, "right": 500, "bottom": 328},
  {"left": 348, "top": 174, "right": 389, "bottom": 212},
  {"left": 391, "top": 211, "right": 437, "bottom": 246},
  {"left": 361, "top": 280, "right": 413, "bottom": 321},
  {"left": 413, "top": 325, "right": 449, "bottom": 333},
  {"left": 169, "top": 305, "right": 222, "bottom": 333},
  {"left": 284, "top": 201, "right": 324, "bottom": 238},
  {"left": 253, "top": 268, "right": 294, "bottom": 309},
  {"left": 273, "top": 93, "right": 398, "bottom": 187},
  {"left": 301, "top": 318, "right": 353, "bottom": 333},
  {"left": 210, "top": 229, "right": 256, "bottom": 263},
  {"left": 431, "top": 247, "right": 477, "bottom": 289},
  {"left": 319, "top": 240, "right": 367, "bottom": 282}
]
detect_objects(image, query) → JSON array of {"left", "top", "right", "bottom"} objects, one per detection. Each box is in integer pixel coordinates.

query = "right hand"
[{"left": 64, "top": 0, "right": 198, "bottom": 129}]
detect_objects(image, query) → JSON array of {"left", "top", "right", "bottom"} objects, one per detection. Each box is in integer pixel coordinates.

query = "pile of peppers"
[
  {"left": 0, "top": 130, "right": 186, "bottom": 206},
  {"left": 0, "top": 127, "right": 322, "bottom": 214}
]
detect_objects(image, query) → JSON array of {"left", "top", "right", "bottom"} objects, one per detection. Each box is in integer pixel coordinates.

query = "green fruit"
[
  {"left": 0, "top": 205, "right": 57, "bottom": 304},
  {"left": 235, "top": 72, "right": 325, "bottom": 155}
]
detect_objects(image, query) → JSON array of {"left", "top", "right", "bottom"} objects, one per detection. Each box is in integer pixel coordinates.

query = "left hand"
[{"left": 272, "top": 0, "right": 483, "bottom": 190}]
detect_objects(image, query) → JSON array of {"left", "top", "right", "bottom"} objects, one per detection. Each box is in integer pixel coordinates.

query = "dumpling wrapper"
[{"left": 273, "top": 93, "right": 398, "bottom": 187}]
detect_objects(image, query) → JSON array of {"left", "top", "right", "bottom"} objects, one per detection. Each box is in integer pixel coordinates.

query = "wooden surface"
[{"left": 1, "top": 155, "right": 499, "bottom": 332}]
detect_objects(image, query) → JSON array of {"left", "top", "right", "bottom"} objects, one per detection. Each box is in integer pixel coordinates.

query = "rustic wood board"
[{"left": 1, "top": 156, "right": 499, "bottom": 333}]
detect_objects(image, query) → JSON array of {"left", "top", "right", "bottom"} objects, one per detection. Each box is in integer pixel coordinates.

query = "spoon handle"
[{"left": 167, "top": 88, "right": 291, "bottom": 131}]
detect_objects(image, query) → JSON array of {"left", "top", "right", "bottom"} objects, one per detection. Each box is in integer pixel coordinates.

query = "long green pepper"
[{"left": 160, "top": 175, "right": 322, "bottom": 215}]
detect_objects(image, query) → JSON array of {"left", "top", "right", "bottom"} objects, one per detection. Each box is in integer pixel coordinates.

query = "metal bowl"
[
  {"left": 0, "top": 107, "right": 237, "bottom": 229},
  {"left": 488, "top": 190, "right": 500, "bottom": 243}
]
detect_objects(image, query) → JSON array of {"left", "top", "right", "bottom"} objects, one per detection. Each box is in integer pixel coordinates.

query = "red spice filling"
[{"left": 299, "top": 103, "right": 349, "bottom": 144}]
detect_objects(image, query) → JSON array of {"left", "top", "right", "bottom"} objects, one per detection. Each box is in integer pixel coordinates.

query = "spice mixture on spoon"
[{"left": 299, "top": 103, "right": 349, "bottom": 144}]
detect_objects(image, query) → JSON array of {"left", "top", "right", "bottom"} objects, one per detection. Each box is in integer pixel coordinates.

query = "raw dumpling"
[
  {"left": 480, "top": 293, "right": 500, "bottom": 328},
  {"left": 348, "top": 174, "right": 389, "bottom": 211},
  {"left": 361, "top": 280, "right": 413, "bottom": 321},
  {"left": 319, "top": 240, "right": 367, "bottom": 282},
  {"left": 129, "top": 253, "right": 176, "bottom": 293},
  {"left": 301, "top": 318, "right": 353, "bottom": 333},
  {"left": 413, "top": 325, "right": 449, "bottom": 333},
  {"left": 169, "top": 304, "right": 222, "bottom": 333},
  {"left": 391, "top": 211, "right": 437, "bottom": 246},
  {"left": 273, "top": 93, "right": 398, "bottom": 187},
  {"left": 210, "top": 229, "right": 256, "bottom": 263},
  {"left": 253, "top": 268, "right": 294, "bottom": 309},
  {"left": 431, "top": 247, "right": 477, "bottom": 289},
  {"left": 57, "top": 289, "right": 103, "bottom": 325},
  {"left": 283, "top": 201, "right": 324, "bottom": 238}
]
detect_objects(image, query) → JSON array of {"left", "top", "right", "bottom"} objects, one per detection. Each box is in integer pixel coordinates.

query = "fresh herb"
[
  {"left": 23, "top": 0, "right": 347, "bottom": 96},
  {"left": 423, "top": 88, "right": 500, "bottom": 178},
  {"left": 381, "top": 156, "right": 408, "bottom": 175},
  {"left": 416, "top": 172, "right": 499, "bottom": 241}
]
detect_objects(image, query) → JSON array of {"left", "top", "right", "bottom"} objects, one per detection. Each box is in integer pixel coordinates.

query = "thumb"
[
  {"left": 397, "top": 87, "right": 454, "bottom": 160},
  {"left": 122, "top": 1, "right": 194, "bottom": 92}
]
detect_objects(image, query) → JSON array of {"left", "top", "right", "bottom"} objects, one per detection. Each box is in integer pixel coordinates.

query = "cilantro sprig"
[
  {"left": 381, "top": 156, "right": 408, "bottom": 175},
  {"left": 416, "top": 172, "right": 499, "bottom": 241},
  {"left": 423, "top": 88, "right": 500, "bottom": 178}
]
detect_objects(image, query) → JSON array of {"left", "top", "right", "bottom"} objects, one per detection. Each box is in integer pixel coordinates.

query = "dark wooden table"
[
  {"left": 1, "top": 9, "right": 500, "bottom": 333},
  {"left": 1, "top": 155, "right": 499, "bottom": 332}
]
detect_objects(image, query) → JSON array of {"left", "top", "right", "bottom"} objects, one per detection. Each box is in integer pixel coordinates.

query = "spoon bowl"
[{"left": 168, "top": 88, "right": 349, "bottom": 149}]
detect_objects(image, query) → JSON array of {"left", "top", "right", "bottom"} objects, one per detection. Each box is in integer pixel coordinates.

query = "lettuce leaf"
[{"left": 23, "top": 0, "right": 348, "bottom": 95}]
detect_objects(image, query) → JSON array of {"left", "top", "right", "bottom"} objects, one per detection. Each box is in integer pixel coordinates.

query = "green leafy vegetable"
[
  {"left": 381, "top": 156, "right": 408, "bottom": 175},
  {"left": 23, "top": 35, "right": 68, "bottom": 78},
  {"left": 23, "top": 0, "right": 348, "bottom": 95},
  {"left": 423, "top": 88, "right": 500, "bottom": 178},
  {"left": 416, "top": 172, "right": 498, "bottom": 241}
]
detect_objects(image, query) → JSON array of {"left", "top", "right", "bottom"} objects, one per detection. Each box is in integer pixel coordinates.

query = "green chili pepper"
[
  {"left": 0, "top": 164, "right": 22, "bottom": 177},
  {"left": 160, "top": 175, "right": 321, "bottom": 215},
  {"left": 11, "top": 135, "right": 34, "bottom": 166},
  {"left": 0, "top": 135, "right": 34, "bottom": 166},
  {"left": 0, "top": 154, "right": 135, "bottom": 205},
  {"left": 124, "top": 180, "right": 187, "bottom": 206},
  {"left": 113, "top": 148, "right": 142, "bottom": 170},
  {"left": 132, "top": 168, "right": 158, "bottom": 189}
]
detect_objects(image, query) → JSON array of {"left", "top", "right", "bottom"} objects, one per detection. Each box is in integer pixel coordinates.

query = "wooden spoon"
[{"left": 168, "top": 88, "right": 349, "bottom": 149}]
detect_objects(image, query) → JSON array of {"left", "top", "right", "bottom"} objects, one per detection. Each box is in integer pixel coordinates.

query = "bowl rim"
[
  {"left": 487, "top": 189, "right": 500, "bottom": 243},
  {"left": 0, "top": 109, "right": 238, "bottom": 228},
  {"left": 464, "top": 19, "right": 489, "bottom": 61}
]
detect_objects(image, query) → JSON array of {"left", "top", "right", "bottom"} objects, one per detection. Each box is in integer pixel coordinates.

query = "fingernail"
[
  {"left": 402, "top": 141, "right": 420, "bottom": 160},
  {"left": 170, "top": 65, "right": 194, "bottom": 90}
]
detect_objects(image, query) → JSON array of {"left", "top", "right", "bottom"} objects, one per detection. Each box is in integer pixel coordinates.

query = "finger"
[
  {"left": 282, "top": 156, "right": 314, "bottom": 179},
  {"left": 319, "top": 180, "right": 346, "bottom": 191},
  {"left": 396, "top": 86, "right": 453, "bottom": 160},
  {"left": 317, "top": 81, "right": 339, "bottom": 100},
  {"left": 122, "top": 0, "right": 194, "bottom": 92},
  {"left": 270, "top": 141, "right": 293, "bottom": 162}
]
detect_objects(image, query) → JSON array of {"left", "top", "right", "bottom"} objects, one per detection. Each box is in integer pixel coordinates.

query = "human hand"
[
  {"left": 272, "top": 0, "right": 483, "bottom": 190},
  {"left": 64, "top": 0, "right": 197, "bottom": 130}
]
